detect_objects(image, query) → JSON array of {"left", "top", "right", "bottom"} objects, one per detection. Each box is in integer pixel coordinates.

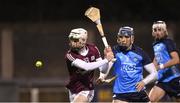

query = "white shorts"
[{"left": 68, "top": 90, "right": 94, "bottom": 102}]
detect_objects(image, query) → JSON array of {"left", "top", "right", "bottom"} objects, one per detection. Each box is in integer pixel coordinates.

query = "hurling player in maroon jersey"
[{"left": 65, "top": 28, "right": 114, "bottom": 103}]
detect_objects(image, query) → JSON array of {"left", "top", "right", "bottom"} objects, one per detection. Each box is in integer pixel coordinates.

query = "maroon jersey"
[{"left": 65, "top": 43, "right": 101, "bottom": 93}]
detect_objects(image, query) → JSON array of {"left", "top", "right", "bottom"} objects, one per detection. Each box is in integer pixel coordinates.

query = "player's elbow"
[
  {"left": 176, "top": 58, "right": 180, "bottom": 64},
  {"left": 172, "top": 55, "right": 180, "bottom": 64},
  {"left": 80, "top": 66, "right": 94, "bottom": 71},
  {"left": 147, "top": 71, "right": 158, "bottom": 84}
]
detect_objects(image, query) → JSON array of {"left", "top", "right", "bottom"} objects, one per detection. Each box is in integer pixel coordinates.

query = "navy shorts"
[
  {"left": 156, "top": 76, "right": 180, "bottom": 98},
  {"left": 113, "top": 90, "right": 150, "bottom": 102}
]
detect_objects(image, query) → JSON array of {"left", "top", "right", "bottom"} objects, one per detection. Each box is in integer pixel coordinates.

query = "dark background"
[{"left": 0, "top": 0, "right": 180, "bottom": 22}]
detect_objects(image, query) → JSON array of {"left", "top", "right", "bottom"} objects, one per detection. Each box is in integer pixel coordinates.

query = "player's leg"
[
  {"left": 169, "top": 77, "right": 180, "bottom": 102},
  {"left": 149, "top": 85, "right": 165, "bottom": 102},
  {"left": 73, "top": 95, "right": 88, "bottom": 103},
  {"left": 68, "top": 90, "right": 89, "bottom": 103},
  {"left": 73, "top": 90, "right": 94, "bottom": 103}
]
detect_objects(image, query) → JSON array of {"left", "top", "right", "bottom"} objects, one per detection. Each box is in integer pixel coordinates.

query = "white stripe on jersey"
[
  {"left": 67, "top": 53, "right": 75, "bottom": 61},
  {"left": 94, "top": 46, "right": 101, "bottom": 57}
]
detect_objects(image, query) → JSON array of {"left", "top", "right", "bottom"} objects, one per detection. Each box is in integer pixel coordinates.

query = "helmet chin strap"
[{"left": 126, "top": 44, "right": 132, "bottom": 50}]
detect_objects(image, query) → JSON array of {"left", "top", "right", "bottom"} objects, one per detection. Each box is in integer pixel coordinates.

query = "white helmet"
[
  {"left": 69, "top": 28, "right": 88, "bottom": 40},
  {"left": 152, "top": 21, "right": 168, "bottom": 35},
  {"left": 68, "top": 28, "right": 88, "bottom": 50}
]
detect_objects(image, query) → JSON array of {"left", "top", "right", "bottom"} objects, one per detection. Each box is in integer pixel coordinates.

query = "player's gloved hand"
[
  {"left": 135, "top": 81, "right": 145, "bottom": 92},
  {"left": 104, "top": 46, "right": 114, "bottom": 61},
  {"left": 104, "top": 46, "right": 112, "bottom": 53}
]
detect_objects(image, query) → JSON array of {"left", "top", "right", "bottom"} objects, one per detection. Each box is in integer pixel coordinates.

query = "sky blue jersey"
[
  {"left": 153, "top": 38, "right": 180, "bottom": 82},
  {"left": 112, "top": 45, "right": 151, "bottom": 93}
]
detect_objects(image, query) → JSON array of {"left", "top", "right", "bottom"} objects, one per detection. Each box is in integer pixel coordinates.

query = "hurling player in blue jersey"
[
  {"left": 148, "top": 21, "right": 180, "bottom": 102},
  {"left": 100, "top": 26, "right": 158, "bottom": 102}
]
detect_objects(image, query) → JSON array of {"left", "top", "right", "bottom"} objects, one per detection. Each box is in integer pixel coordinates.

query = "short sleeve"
[
  {"left": 141, "top": 49, "right": 152, "bottom": 66},
  {"left": 165, "top": 39, "right": 177, "bottom": 53}
]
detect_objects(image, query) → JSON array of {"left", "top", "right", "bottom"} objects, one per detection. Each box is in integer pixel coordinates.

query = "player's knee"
[
  {"left": 149, "top": 97, "right": 155, "bottom": 102},
  {"left": 149, "top": 95, "right": 157, "bottom": 102}
]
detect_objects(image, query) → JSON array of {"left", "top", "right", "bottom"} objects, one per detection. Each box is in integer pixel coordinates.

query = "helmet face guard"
[
  {"left": 68, "top": 28, "right": 88, "bottom": 50},
  {"left": 118, "top": 26, "right": 134, "bottom": 36},
  {"left": 117, "top": 26, "right": 134, "bottom": 50},
  {"left": 152, "top": 21, "right": 167, "bottom": 31}
]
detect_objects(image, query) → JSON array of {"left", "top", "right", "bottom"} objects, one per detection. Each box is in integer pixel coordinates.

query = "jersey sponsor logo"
[{"left": 121, "top": 64, "right": 136, "bottom": 71}]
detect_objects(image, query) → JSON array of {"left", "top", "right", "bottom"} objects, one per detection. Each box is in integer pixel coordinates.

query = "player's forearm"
[
  {"left": 159, "top": 58, "right": 179, "bottom": 69},
  {"left": 97, "top": 58, "right": 108, "bottom": 73},
  {"left": 142, "top": 63, "right": 158, "bottom": 85},
  {"left": 99, "top": 63, "right": 108, "bottom": 73},
  {"left": 156, "top": 52, "right": 180, "bottom": 69},
  {"left": 72, "top": 58, "right": 108, "bottom": 71},
  {"left": 99, "top": 61, "right": 114, "bottom": 77}
]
